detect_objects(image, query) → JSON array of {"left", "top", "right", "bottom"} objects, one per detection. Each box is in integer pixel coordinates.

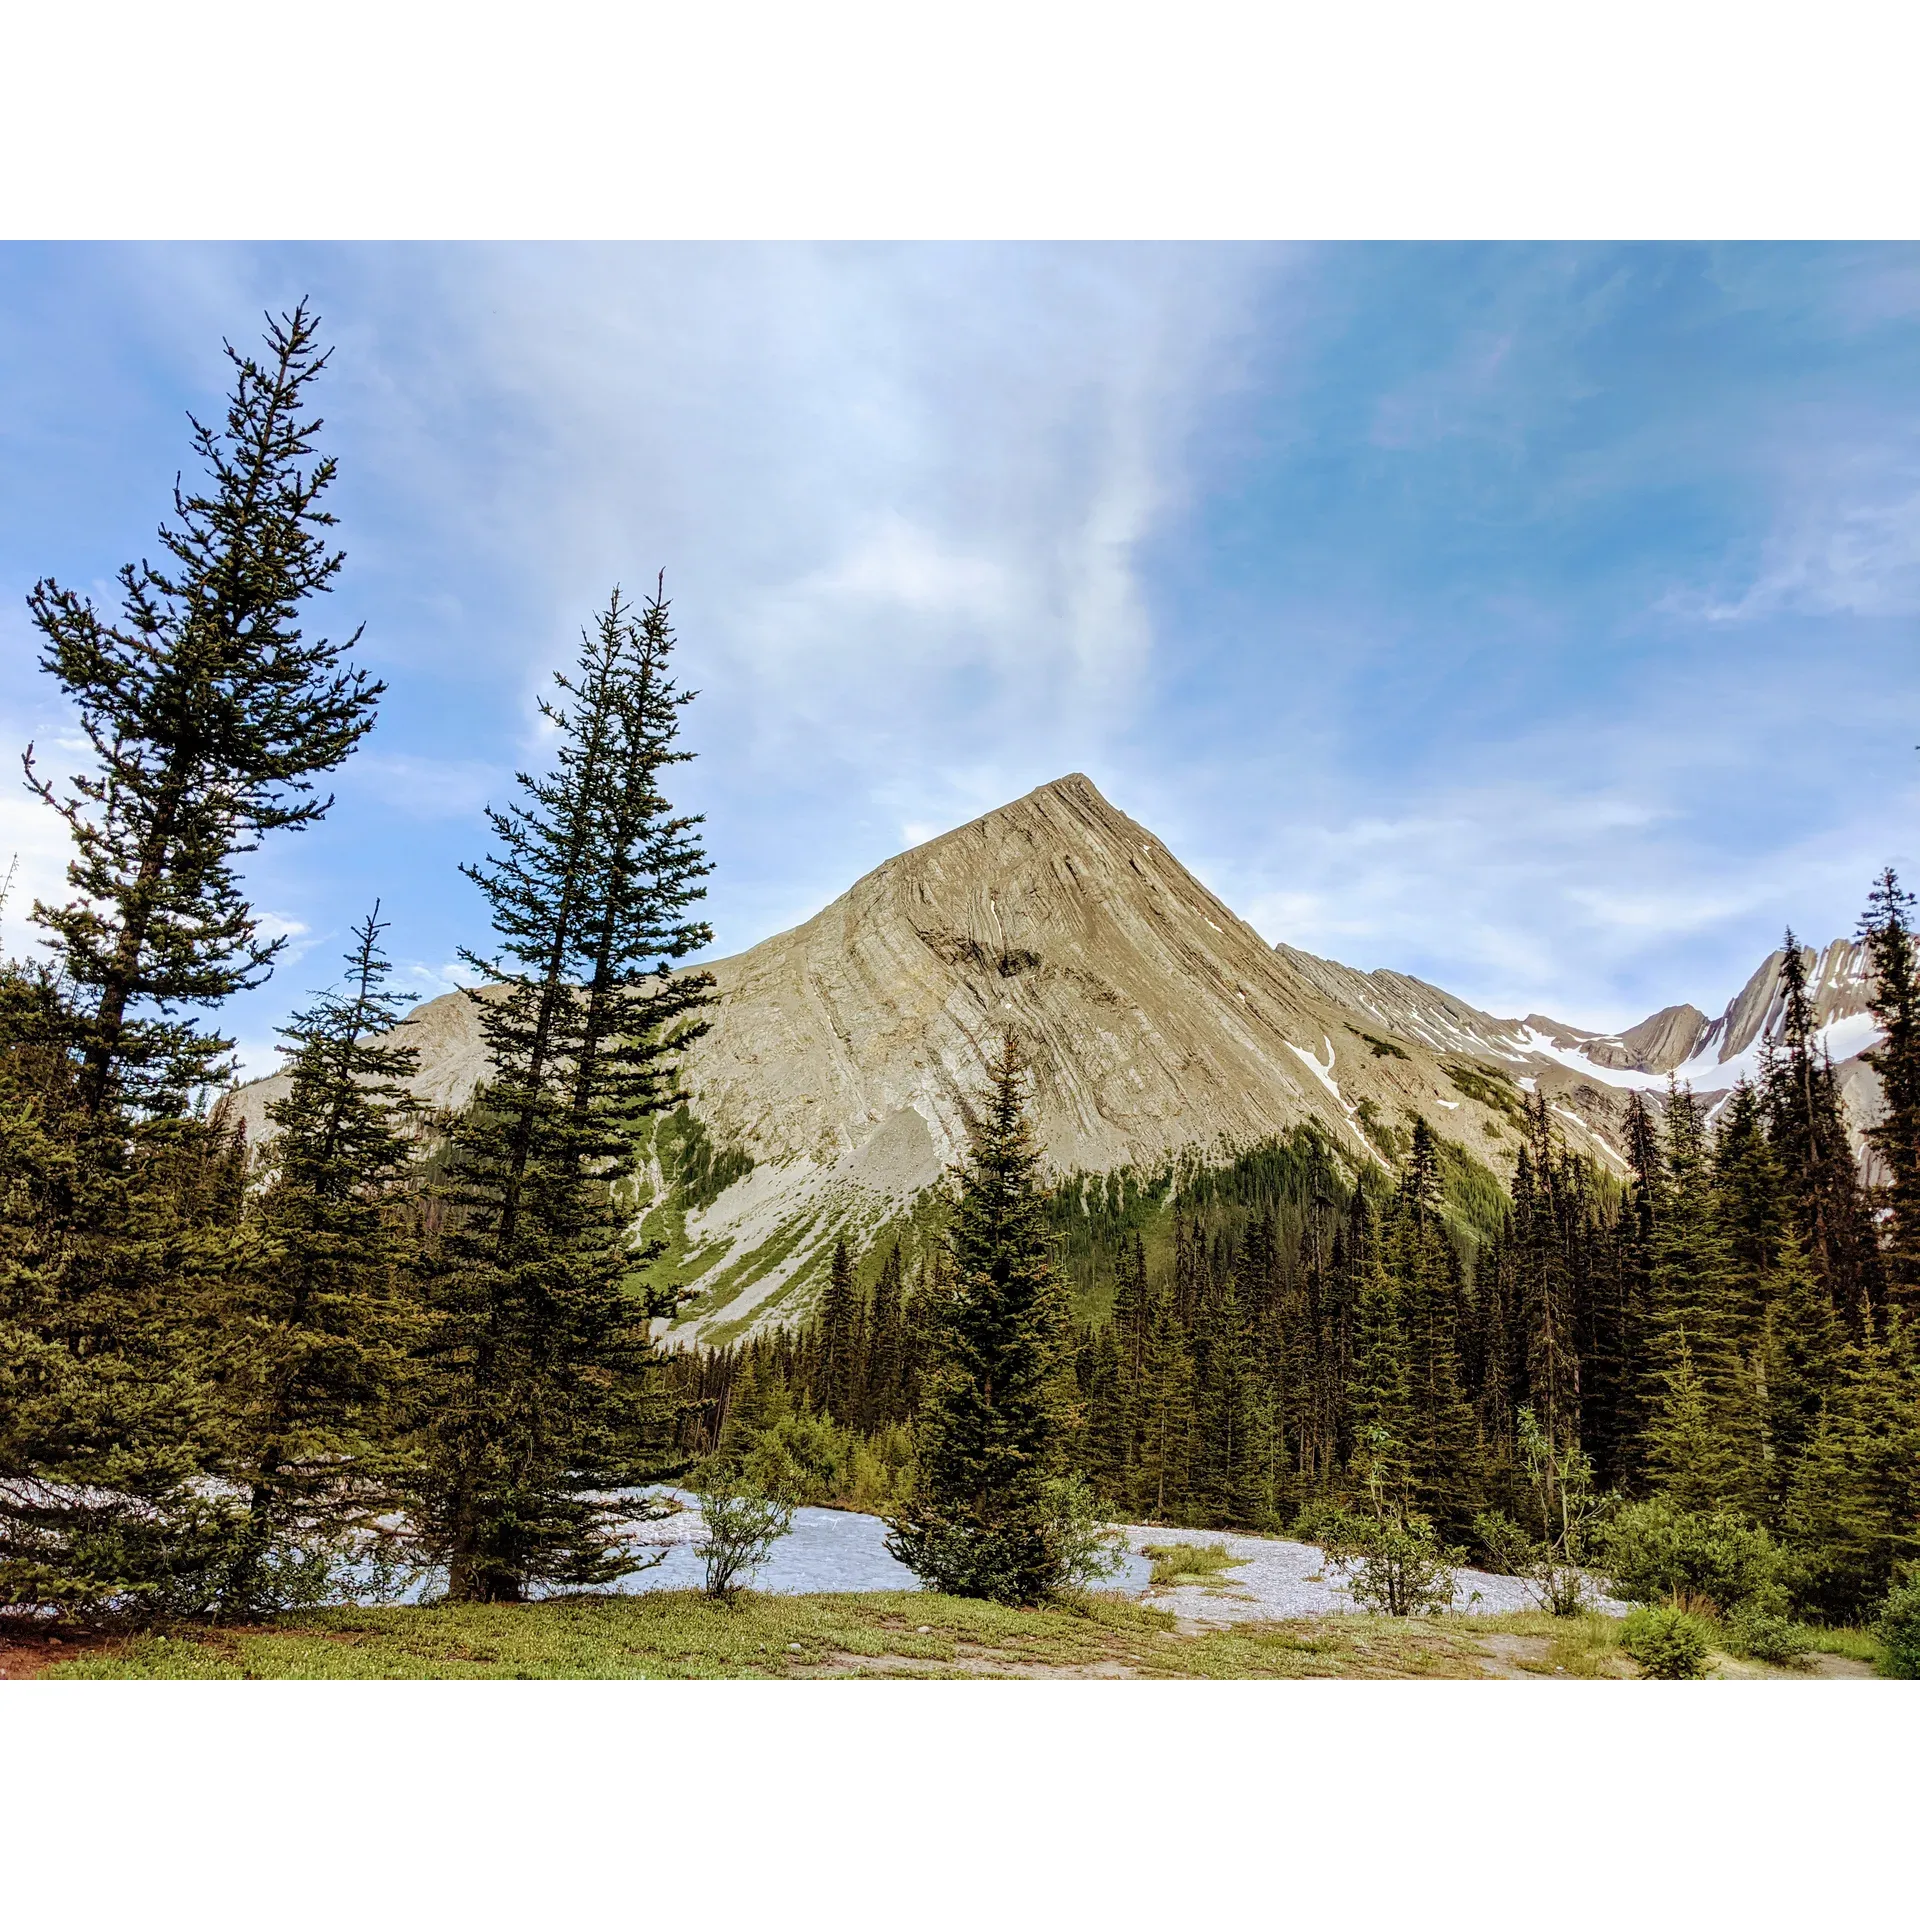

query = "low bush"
[
  {"left": 1602, "top": 1498, "right": 1787, "bottom": 1614},
  {"left": 1719, "top": 1605, "right": 1809, "bottom": 1669},
  {"left": 1875, "top": 1568, "right": 1920, "bottom": 1679},
  {"left": 694, "top": 1468, "right": 797, "bottom": 1602},
  {"left": 1620, "top": 1604, "right": 1711, "bottom": 1678},
  {"left": 1305, "top": 1506, "right": 1463, "bottom": 1617}
]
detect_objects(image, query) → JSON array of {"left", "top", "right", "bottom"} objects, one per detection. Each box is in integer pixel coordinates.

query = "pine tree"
[
  {"left": 0, "top": 990, "right": 255, "bottom": 1620},
  {"left": 1641, "top": 1088, "right": 1764, "bottom": 1514},
  {"left": 2, "top": 306, "right": 381, "bottom": 1620},
  {"left": 1507, "top": 1097, "right": 1583, "bottom": 1457},
  {"left": 887, "top": 1034, "right": 1079, "bottom": 1603},
  {"left": 1762, "top": 930, "right": 1879, "bottom": 1323},
  {"left": 1389, "top": 1121, "right": 1484, "bottom": 1537},
  {"left": 1782, "top": 1323, "right": 1920, "bottom": 1619},
  {"left": 862, "top": 1241, "right": 908, "bottom": 1430},
  {"left": 412, "top": 586, "right": 716, "bottom": 1602},
  {"left": 1133, "top": 1274, "right": 1195, "bottom": 1520},
  {"left": 1859, "top": 869, "right": 1920, "bottom": 1313},
  {"left": 23, "top": 304, "right": 380, "bottom": 1118},
  {"left": 1756, "top": 1233, "right": 1842, "bottom": 1514},
  {"left": 1348, "top": 1256, "right": 1417, "bottom": 1517},
  {"left": 1190, "top": 1264, "right": 1269, "bottom": 1528},
  {"left": 208, "top": 909, "right": 424, "bottom": 1616},
  {"left": 813, "top": 1233, "right": 865, "bottom": 1427}
]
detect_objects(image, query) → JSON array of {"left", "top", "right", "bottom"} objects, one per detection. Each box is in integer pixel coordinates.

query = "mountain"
[
  {"left": 223, "top": 773, "right": 1889, "bottom": 1343},
  {"left": 1278, "top": 932, "right": 1885, "bottom": 1158}
]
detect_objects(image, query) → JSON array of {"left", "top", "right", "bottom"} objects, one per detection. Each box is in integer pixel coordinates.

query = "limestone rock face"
[
  {"left": 1279, "top": 933, "right": 1883, "bottom": 1111},
  {"left": 224, "top": 773, "right": 1891, "bottom": 1344},
  {"left": 685, "top": 772, "right": 1497, "bottom": 1189}
]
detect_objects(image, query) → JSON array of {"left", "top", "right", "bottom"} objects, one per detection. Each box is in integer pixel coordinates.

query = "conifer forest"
[{"left": 3, "top": 305, "right": 1918, "bottom": 1676}]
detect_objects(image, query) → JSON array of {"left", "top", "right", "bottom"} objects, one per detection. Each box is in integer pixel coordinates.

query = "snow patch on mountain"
[{"left": 1287, "top": 1036, "right": 1351, "bottom": 1112}]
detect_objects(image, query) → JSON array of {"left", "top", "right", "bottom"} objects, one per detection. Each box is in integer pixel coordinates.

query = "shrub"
[
  {"left": 1720, "top": 1605, "right": 1810, "bottom": 1669},
  {"left": 1039, "top": 1476, "right": 1129, "bottom": 1592},
  {"left": 1621, "top": 1605, "right": 1712, "bottom": 1679},
  {"left": 1307, "top": 1506, "right": 1464, "bottom": 1617},
  {"left": 695, "top": 1467, "right": 797, "bottom": 1602},
  {"left": 1476, "top": 1409, "right": 1609, "bottom": 1617},
  {"left": 1602, "top": 1498, "right": 1787, "bottom": 1614},
  {"left": 1875, "top": 1568, "right": 1920, "bottom": 1679}
]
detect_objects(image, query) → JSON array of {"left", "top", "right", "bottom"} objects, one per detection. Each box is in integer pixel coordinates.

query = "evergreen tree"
[
  {"left": 1348, "top": 1259, "right": 1416, "bottom": 1516},
  {"left": 813, "top": 1233, "right": 865, "bottom": 1427},
  {"left": 1641, "top": 1086, "right": 1765, "bottom": 1513},
  {"left": 0, "top": 1001, "right": 252, "bottom": 1619},
  {"left": 1762, "top": 931, "right": 1879, "bottom": 1323},
  {"left": 2, "top": 306, "right": 381, "bottom": 1620},
  {"left": 1508, "top": 1098, "right": 1582, "bottom": 1457},
  {"left": 1644, "top": 1340, "right": 1748, "bottom": 1513},
  {"left": 1756, "top": 1234, "right": 1842, "bottom": 1514},
  {"left": 1782, "top": 1323, "right": 1920, "bottom": 1619},
  {"left": 1859, "top": 869, "right": 1920, "bottom": 1313},
  {"left": 1190, "top": 1265, "right": 1268, "bottom": 1528},
  {"left": 412, "top": 586, "right": 715, "bottom": 1602},
  {"left": 861, "top": 1241, "right": 908, "bottom": 1430},
  {"left": 209, "top": 909, "right": 423, "bottom": 1616},
  {"left": 887, "top": 1034, "right": 1080, "bottom": 1602},
  {"left": 23, "top": 304, "right": 380, "bottom": 1117},
  {"left": 1132, "top": 1273, "right": 1195, "bottom": 1520},
  {"left": 1390, "top": 1122, "right": 1484, "bottom": 1537}
]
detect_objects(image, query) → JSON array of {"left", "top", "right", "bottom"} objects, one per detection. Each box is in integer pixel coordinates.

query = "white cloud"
[
  {"left": 1676, "top": 481, "right": 1920, "bottom": 624},
  {"left": 339, "top": 246, "right": 1272, "bottom": 885}
]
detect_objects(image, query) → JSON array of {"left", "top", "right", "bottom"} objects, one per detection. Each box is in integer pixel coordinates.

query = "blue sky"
[{"left": 3, "top": 242, "right": 1917, "bottom": 1078}]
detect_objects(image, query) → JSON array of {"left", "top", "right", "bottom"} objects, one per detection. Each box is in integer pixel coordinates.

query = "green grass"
[
  {"left": 1456, "top": 1609, "right": 1635, "bottom": 1678},
  {"left": 1144, "top": 1542, "right": 1250, "bottom": 1587},
  {"left": 1800, "top": 1624, "right": 1882, "bottom": 1663},
  {"left": 40, "top": 1588, "right": 1894, "bottom": 1682},
  {"left": 45, "top": 1590, "right": 1572, "bottom": 1682}
]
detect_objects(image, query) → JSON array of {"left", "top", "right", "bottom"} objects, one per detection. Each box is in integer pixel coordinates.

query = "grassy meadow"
[{"left": 17, "top": 1588, "right": 1882, "bottom": 1681}]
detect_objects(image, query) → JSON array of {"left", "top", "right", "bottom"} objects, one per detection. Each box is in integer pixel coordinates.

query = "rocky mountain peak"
[{"left": 220, "top": 777, "right": 1896, "bottom": 1346}]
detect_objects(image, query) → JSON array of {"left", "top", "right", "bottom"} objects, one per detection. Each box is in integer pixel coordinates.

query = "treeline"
[
  {"left": 702, "top": 916, "right": 1920, "bottom": 1622},
  {"left": 0, "top": 310, "right": 711, "bottom": 1622}
]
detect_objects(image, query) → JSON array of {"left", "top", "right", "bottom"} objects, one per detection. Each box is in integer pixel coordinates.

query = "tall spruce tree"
[
  {"left": 887, "top": 1034, "right": 1079, "bottom": 1602},
  {"left": 2, "top": 305, "right": 381, "bottom": 1621},
  {"left": 24, "top": 304, "right": 380, "bottom": 1118},
  {"left": 1190, "top": 1264, "right": 1268, "bottom": 1528},
  {"left": 1859, "top": 869, "right": 1920, "bottom": 1313},
  {"left": 412, "top": 585, "right": 715, "bottom": 1602},
  {"left": 813, "top": 1233, "right": 865, "bottom": 1427},
  {"left": 1762, "top": 931, "right": 1879, "bottom": 1323},
  {"left": 1782, "top": 1321, "right": 1920, "bottom": 1619},
  {"left": 861, "top": 1241, "right": 908, "bottom": 1430},
  {"left": 1641, "top": 1087, "right": 1765, "bottom": 1515},
  {"left": 209, "top": 909, "right": 424, "bottom": 1617},
  {"left": 1133, "top": 1271, "right": 1195, "bottom": 1519}
]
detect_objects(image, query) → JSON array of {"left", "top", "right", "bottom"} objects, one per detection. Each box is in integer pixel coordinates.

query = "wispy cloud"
[
  {"left": 1667, "top": 478, "right": 1920, "bottom": 624},
  {"left": 7, "top": 242, "right": 1920, "bottom": 1080}
]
